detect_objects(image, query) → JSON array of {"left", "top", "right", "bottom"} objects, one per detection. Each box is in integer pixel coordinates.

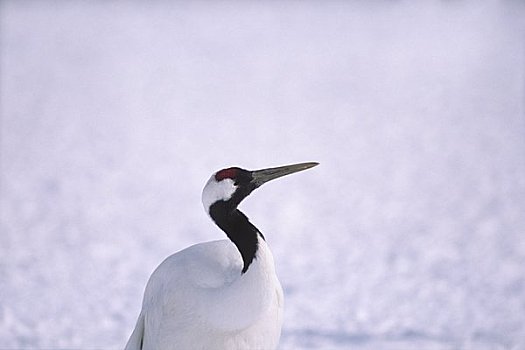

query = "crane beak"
[{"left": 250, "top": 162, "right": 319, "bottom": 188}]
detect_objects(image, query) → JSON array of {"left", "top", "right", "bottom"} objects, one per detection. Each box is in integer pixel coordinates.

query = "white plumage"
[{"left": 125, "top": 239, "right": 283, "bottom": 350}]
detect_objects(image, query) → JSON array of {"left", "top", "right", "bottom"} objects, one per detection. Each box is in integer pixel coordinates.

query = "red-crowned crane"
[{"left": 125, "top": 162, "right": 318, "bottom": 350}]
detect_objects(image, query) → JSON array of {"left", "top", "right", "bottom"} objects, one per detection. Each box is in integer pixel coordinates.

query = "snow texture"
[{"left": 1, "top": 1, "right": 524, "bottom": 349}]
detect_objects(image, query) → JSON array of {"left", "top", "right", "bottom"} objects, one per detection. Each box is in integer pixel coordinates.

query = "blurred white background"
[{"left": 1, "top": 1, "right": 524, "bottom": 349}]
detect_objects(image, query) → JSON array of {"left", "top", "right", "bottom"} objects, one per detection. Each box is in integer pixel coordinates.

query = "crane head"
[{"left": 201, "top": 162, "right": 319, "bottom": 215}]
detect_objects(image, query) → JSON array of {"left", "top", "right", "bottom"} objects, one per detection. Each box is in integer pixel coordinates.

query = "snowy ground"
[{"left": 1, "top": 1, "right": 525, "bottom": 349}]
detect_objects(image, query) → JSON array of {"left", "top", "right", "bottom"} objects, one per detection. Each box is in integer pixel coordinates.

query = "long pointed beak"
[{"left": 250, "top": 162, "right": 319, "bottom": 187}]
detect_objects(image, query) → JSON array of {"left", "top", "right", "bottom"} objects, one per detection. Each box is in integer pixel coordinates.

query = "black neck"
[{"left": 209, "top": 201, "right": 263, "bottom": 273}]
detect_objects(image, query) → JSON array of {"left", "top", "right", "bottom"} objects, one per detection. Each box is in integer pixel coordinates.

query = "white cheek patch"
[{"left": 202, "top": 177, "right": 237, "bottom": 214}]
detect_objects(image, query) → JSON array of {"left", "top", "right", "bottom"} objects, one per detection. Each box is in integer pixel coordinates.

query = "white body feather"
[{"left": 125, "top": 237, "right": 283, "bottom": 350}]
